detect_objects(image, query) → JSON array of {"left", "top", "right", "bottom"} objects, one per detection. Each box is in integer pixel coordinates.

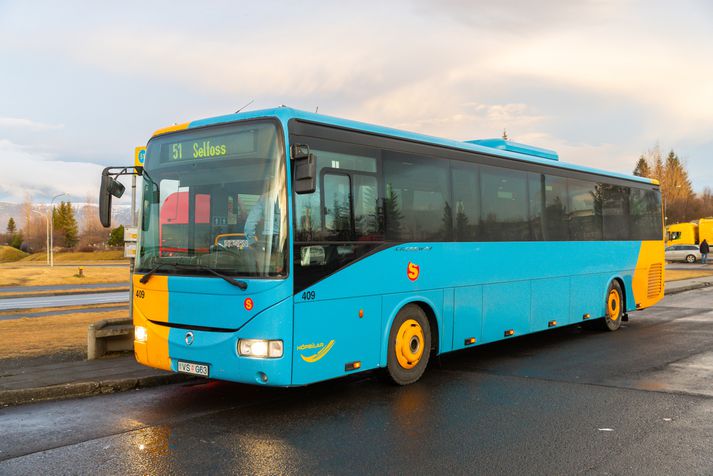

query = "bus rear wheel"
[
  {"left": 600, "top": 281, "right": 624, "bottom": 331},
  {"left": 387, "top": 304, "right": 431, "bottom": 385}
]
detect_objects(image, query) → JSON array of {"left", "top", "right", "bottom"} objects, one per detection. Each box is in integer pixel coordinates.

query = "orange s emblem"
[
  {"left": 407, "top": 262, "right": 420, "bottom": 281},
  {"left": 244, "top": 298, "right": 254, "bottom": 311}
]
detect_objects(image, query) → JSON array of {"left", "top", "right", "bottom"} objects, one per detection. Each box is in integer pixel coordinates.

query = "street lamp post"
[
  {"left": 50, "top": 193, "right": 67, "bottom": 267},
  {"left": 30, "top": 209, "right": 50, "bottom": 265}
]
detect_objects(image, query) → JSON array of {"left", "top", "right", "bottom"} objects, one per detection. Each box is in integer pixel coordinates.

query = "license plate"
[{"left": 177, "top": 361, "right": 209, "bottom": 377}]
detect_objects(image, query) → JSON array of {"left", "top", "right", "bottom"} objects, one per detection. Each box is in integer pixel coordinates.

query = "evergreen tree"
[
  {"left": 10, "top": 231, "right": 23, "bottom": 250},
  {"left": 455, "top": 201, "right": 470, "bottom": 240},
  {"left": 383, "top": 184, "right": 403, "bottom": 240},
  {"left": 634, "top": 145, "right": 697, "bottom": 223},
  {"left": 6, "top": 217, "right": 16, "bottom": 236},
  {"left": 108, "top": 225, "right": 125, "bottom": 247},
  {"left": 53, "top": 201, "right": 79, "bottom": 248},
  {"left": 441, "top": 202, "right": 453, "bottom": 240},
  {"left": 633, "top": 157, "right": 651, "bottom": 177}
]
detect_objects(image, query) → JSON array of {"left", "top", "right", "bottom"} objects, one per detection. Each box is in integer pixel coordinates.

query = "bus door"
[{"left": 293, "top": 169, "right": 382, "bottom": 384}]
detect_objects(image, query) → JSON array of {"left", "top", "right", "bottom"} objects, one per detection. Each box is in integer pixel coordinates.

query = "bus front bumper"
[{"left": 133, "top": 298, "right": 294, "bottom": 386}]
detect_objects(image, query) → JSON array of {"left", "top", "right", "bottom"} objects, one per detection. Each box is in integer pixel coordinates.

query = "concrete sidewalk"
[
  {"left": 1, "top": 275, "right": 711, "bottom": 407},
  {"left": 665, "top": 275, "right": 713, "bottom": 294},
  {"left": 0, "top": 354, "right": 191, "bottom": 406}
]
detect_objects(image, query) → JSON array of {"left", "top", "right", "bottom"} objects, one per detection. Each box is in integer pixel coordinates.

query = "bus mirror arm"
[{"left": 99, "top": 166, "right": 143, "bottom": 228}]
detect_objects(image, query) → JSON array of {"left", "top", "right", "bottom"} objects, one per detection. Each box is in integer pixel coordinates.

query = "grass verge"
[
  {"left": 0, "top": 246, "right": 28, "bottom": 263},
  {"left": 666, "top": 269, "right": 713, "bottom": 282},
  {"left": 0, "top": 265, "right": 129, "bottom": 287},
  {"left": 21, "top": 250, "right": 126, "bottom": 262},
  {"left": 0, "top": 308, "right": 128, "bottom": 359}
]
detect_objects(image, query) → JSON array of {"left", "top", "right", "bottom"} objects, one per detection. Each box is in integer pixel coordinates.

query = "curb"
[
  {"left": 665, "top": 281, "right": 713, "bottom": 295},
  {"left": 0, "top": 288, "right": 129, "bottom": 300},
  {"left": 0, "top": 372, "right": 195, "bottom": 407}
]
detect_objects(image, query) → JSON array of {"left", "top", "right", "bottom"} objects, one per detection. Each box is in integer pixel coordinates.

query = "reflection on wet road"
[{"left": 2, "top": 288, "right": 713, "bottom": 474}]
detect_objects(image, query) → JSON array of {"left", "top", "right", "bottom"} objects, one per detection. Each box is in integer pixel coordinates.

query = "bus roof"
[{"left": 153, "top": 106, "right": 657, "bottom": 187}]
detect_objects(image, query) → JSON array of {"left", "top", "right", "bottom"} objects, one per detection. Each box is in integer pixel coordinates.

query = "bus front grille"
[{"left": 647, "top": 263, "right": 663, "bottom": 298}]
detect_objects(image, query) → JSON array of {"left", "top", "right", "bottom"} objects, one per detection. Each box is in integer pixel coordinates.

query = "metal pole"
[
  {"left": 50, "top": 208, "right": 54, "bottom": 267},
  {"left": 131, "top": 175, "right": 136, "bottom": 226},
  {"left": 130, "top": 171, "right": 137, "bottom": 325},
  {"left": 46, "top": 210, "right": 50, "bottom": 265}
]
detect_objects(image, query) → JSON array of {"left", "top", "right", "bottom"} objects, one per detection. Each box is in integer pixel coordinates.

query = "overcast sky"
[{"left": 1, "top": 0, "right": 712, "bottom": 204}]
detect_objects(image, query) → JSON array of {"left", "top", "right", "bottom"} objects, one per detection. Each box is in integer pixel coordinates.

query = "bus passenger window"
[
  {"left": 567, "top": 179, "right": 602, "bottom": 241},
  {"left": 543, "top": 175, "right": 569, "bottom": 241},
  {"left": 382, "top": 153, "right": 449, "bottom": 242},
  {"left": 451, "top": 162, "right": 481, "bottom": 241},
  {"left": 602, "top": 184, "right": 630, "bottom": 241},
  {"left": 480, "top": 165, "right": 529, "bottom": 241},
  {"left": 630, "top": 188, "right": 662, "bottom": 240}
]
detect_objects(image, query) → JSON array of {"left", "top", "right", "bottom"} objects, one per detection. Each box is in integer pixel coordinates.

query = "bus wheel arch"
[
  {"left": 613, "top": 277, "right": 626, "bottom": 311},
  {"left": 600, "top": 278, "right": 625, "bottom": 331},
  {"left": 405, "top": 301, "right": 440, "bottom": 357},
  {"left": 385, "top": 301, "right": 438, "bottom": 385}
]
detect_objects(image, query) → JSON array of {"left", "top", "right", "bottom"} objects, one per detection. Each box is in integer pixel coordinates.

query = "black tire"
[
  {"left": 386, "top": 304, "right": 431, "bottom": 385},
  {"left": 685, "top": 254, "right": 696, "bottom": 263},
  {"left": 599, "top": 281, "right": 624, "bottom": 331}
]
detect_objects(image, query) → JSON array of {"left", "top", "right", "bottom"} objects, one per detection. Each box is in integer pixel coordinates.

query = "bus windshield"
[
  {"left": 136, "top": 120, "right": 288, "bottom": 278},
  {"left": 667, "top": 231, "right": 681, "bottom": 241}
]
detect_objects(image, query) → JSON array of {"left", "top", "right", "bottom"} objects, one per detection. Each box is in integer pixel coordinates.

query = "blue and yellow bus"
[{"left": 99, "top": 107, "right": 664, "bottom": 386}]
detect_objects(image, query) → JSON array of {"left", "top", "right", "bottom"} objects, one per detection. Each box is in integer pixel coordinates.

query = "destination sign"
[{"left": 160, "top": 129, "right": 257, "bottom": 163}]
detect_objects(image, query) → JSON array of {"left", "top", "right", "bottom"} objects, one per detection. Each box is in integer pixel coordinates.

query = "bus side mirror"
[
  {"left": 99, "top": 169, "right": 126, "bottom": 228},
  {"left": 292, "top": 144, "right": 316, "bottom": 194}
]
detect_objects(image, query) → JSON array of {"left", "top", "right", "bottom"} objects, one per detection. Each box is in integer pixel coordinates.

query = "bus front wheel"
[
  {"left": 386, "top": 304, "right": 431, "bottom": 385},
  {"left": 600, "top": 281, "right": 624, "bottom": 331}
]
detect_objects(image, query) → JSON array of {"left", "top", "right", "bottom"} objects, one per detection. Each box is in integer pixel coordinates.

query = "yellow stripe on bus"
[
  {"left": 632, "top": 241, "right": 665, "bottom": 309},
  {"left": 151, "top": 122, "right": 190, "bottom": 138},
  {"left": 133, "top": 274, "right": 171, "bottom": 371}
]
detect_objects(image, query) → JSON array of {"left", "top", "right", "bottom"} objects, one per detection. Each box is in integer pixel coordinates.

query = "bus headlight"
[
  {"left": 238, "top": 339, "right": 283, "bottom": 358},
  {"left": 135, "top": 326, "right": 148, "bottom": 343}
]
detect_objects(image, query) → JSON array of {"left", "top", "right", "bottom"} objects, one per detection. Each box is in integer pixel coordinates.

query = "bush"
[{"left": 10, "top": 232, "right": 23, "bottom": 250}]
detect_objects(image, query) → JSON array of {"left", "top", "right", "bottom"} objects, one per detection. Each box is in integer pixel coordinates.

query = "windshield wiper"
[
  {"left": 176, "top": 263, "right": 248, "bottom": 290},
  {"left": 138, "top": 260, "right": 248, "bottom": 290},
  {"left": 139, "top": 262, "right": 177, "bottom": 284}
]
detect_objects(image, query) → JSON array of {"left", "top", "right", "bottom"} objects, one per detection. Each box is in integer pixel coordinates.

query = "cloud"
[
  {"left": 0, "top": 139, "right": 105, "bottom": 202},
  {"left": 0, "top": 117, "right": 64, "bottom": 131},
  {"left": 1, "top": 0, "right": 712, "bottom": 195},
  {"left": 412, "top": 0, "right": 619, "bottom": 33}
]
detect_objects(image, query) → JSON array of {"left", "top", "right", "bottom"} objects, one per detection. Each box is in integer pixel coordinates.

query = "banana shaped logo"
[{"left": 300, "top": 340, "right": 335, "bottom": 363}]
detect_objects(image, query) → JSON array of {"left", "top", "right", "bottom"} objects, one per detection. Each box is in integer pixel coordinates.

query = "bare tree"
[
  {"left": 21, "top": 192, "right": 33, "bottom": 249},
  {"left": 79, "top": 194, "right": 108, "bottom": 250}
]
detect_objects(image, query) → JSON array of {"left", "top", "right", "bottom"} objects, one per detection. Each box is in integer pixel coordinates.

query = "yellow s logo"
[{"left": 407, "top": 262, "right": 420, "bottom": 281}]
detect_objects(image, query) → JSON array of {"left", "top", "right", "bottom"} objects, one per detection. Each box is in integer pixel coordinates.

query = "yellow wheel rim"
[
  {"left": 395, "top": 319, "right": 425, "bottom": 369},
  {"left": 607, "top": 289, "right": 621, "bottom": 321}
]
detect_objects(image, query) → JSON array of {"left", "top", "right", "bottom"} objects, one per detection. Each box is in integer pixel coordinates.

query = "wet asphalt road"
[
  {"left": 2, "top": 288, "right": 713, "bottom": 475},
  {"left": 0, "top": 291, "right": 129, "bottom": 311},
  {"left": 0, "top": 282, "right": 128, "bottom": 293}
]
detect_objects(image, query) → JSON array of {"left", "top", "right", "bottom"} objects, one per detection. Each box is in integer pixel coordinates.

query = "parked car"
[{"left": 665, "top": 245, "right": 702, "bottom": 263}]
